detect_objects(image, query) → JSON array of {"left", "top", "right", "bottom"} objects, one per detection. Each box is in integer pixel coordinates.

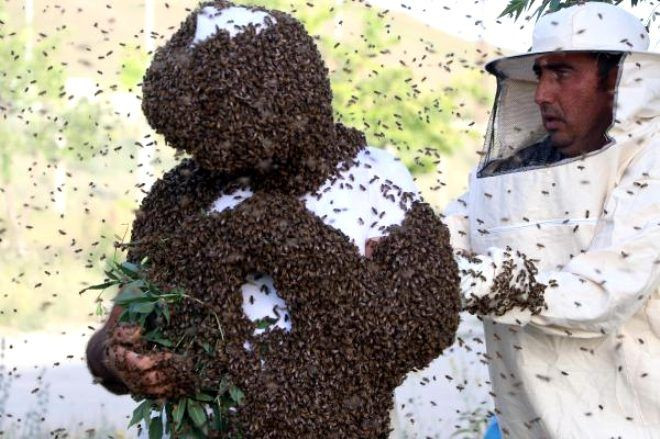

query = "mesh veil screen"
[{"left": 478, "top": 77, "right": 547, "bottom": 176}]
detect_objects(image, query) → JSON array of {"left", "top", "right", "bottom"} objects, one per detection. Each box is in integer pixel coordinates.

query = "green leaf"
[
  {"left": 187, "top": 400, "right": 208, "bottom": 428},
  {"left": 498, "top": 0, "right": 638, "bottom": 22},
  {"left": 217, "top": 376, "right": 230, "bottom": 395},
  {"left": 129, "top": 301, "right": 156, "bottom": 314},
  {"left": 78, "top": 280, "right": 118, "bottom": 295},
  {"left": 118, "top": 309, "right": 129, "bottom": 322},
  {"left": 229, "top": 386, "right": 244, "bottom": 405},
  {"left": 531, "top": 0, "right": 552, "bottom": 20},
  {"left": 124, "top": 278, "right": 148, "bottom": 292},
  {"left": 164, "top": 402, "right": 174, "bottom": 435},
  {"left": 173, "top": 399, "right": 187, "bottom": 430},
  {"left": 148, "top": 416, "right": 164, "bottom": 439},
  {"left": 138, "top": 312, "right": 149, "bottom": 327},
  {"left": 150, "top": 337, "right": 174, "bottom": 348},
  {"left": 115, "top": 295, "right": 155, "bottom": 306},
  {"left": 201, "top": 341, "right": 213, "bottom": 355},
  {"left": 143, "top": 330, "right": 174, "bottom": 348},
  {"left": 104, "top": 269, "right": 120, "bottom": 281},
  {"left": 212, "top": 403, "right": 223, "bottom": 431},
  {"left": 159, "top": 288, "right": 186, "bottom": 303},
  {"left": 254, "top": 316, "right": 277, "bottom": 330},
  {"left": 128, "top": 400, "right": 149, "bottom": 428},
  {"left": 162, "top": 302, "right": 171, "bottom": 324},
  {"left": 142, "top": 400, "right": 155, "bottom": 429},
  {"left": 114, "top": 287, "right": 146, "bottom": 305},
  {"left": 119, "top": 261, "right": 140, "bottom": 276},
  {"left": 499, "top": 0, "right": 527, "bottom": 19},
  {"left": 195, "top": 393, "right": 214, "bottom": 403}
]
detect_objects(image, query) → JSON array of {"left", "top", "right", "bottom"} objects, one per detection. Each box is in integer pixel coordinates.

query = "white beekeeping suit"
[{"left": 447, "top": 3, "right": 660, "bottom": 438}]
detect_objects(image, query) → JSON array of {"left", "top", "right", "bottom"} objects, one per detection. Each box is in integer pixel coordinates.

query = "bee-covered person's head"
[
  {"left": 140, "top": 1, "right": 336, "bottom": 177},
  {"left": 479, "top": 3, "right": 650, "bottom": 177}
]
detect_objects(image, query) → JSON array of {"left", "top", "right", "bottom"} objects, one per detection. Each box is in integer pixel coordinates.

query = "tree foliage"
[
  {"left": 500, "top": 0, "right": 642, "bottom": 21},
  {"left": 0, "top": 3, "right": 119, "bottom": 184}
]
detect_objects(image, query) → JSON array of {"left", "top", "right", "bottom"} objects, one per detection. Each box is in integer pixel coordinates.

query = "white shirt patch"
[
  {"left": 191, "top": 6, "right": 275, "bottom": 46},
  {"left": 208, "top": 147, "right": 418, "bottom": 341}
]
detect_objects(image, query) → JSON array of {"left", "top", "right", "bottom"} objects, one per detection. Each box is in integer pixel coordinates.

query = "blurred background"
[{"left": 0, "top": 0, "right": 657, "bottom": 437}]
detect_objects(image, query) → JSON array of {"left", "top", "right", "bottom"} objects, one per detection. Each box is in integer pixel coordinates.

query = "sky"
[{"left": 368, "top": 0, "right": 660, "bottom": 53}]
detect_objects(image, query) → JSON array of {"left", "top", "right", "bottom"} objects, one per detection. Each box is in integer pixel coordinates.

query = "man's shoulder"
[
  {"left": 346, "top": 146, "right": 417, "bottom": 189},
  {"left": 619, "top": 141, "right": 660, "bottom": 182},
  {"left": 358, "top": 146, "right": 406, "bottom": 170}
]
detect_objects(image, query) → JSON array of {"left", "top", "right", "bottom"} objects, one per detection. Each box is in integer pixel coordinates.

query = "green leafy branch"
[
  {"left": 500, "top": 0, "right": 641, "bottom": 21},
  {"left": 130, "top": 378, "right": 245, "bottom": 439},
  {"left": 80, "top": 259, "right": 223, "bottom": 339},
  {"left": 80, "top": 258, "right": 244, "bottom": 437}
]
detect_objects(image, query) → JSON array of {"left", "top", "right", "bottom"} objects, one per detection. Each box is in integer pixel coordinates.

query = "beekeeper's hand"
[
  {"left": 86, "top": 305, "right": 130, "bottom": 395},
  {"left": 454, "top": 247, "right": 547, "bottom": 323},
  {"left": 105, "top": 322, "right": 194, "bottom": 400}
]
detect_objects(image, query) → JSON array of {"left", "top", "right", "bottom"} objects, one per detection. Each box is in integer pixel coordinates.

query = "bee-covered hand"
[
  {"left": 104, "top": 322, "right": 196, "bottom": 400},
  {"left": 359, "top": 202, "right": 461, "bottom": 375},
  {"left": 455, "top": 247, "right": 547, "bottom": 321},
  {"left": 86, "top": 304, "right": 196, "bottom": 400}
]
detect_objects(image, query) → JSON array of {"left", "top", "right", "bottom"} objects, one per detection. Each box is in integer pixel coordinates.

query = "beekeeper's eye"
[
  {"left": 554, "top": 67, "right": 572, "bottom": 80},
  {"left": 533, "top": 63, "right": 574, "bottom": 81}
]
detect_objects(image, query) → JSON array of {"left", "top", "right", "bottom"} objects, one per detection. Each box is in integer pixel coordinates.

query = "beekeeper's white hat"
[
  {"left": 486, "top": 2, "right": 651, "bottom": 81},
  {"left": 475, "top": 2, "right": 660, "bottom": 176}
]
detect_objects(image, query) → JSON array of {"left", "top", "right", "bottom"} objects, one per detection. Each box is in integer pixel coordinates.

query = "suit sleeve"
[{"left": 495, "top": 147, "right": 660, "bottom": 337}]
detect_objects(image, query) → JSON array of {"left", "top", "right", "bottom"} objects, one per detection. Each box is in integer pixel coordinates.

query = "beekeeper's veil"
[{"left": 479, "top": 2, "right": 655, "bottom": 177}]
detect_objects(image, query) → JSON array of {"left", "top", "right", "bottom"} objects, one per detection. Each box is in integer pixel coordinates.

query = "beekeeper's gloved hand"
[{"left": 454, "top": 247, "right": 547, "bottom": 324}]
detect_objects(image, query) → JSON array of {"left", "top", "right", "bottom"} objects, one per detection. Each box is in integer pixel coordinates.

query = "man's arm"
[
  {"left": 86, "top": 305, "right": 129, "bottom": 394},
  {"left": 463, "top": 147, "right": 660, "bottom": 337},
  {"left": 366, "top": 189, "right": 470, "bottom": 257},
  {"left": 86, "top": 160, "right": 220, "bottom": 397}
]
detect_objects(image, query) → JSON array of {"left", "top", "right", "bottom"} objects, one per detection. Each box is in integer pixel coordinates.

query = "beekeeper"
[{"left": 446, "top": 3, "right": 660, "bottom": 437}]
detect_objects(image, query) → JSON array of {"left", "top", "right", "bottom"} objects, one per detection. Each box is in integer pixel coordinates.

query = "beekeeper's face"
[{"left": 534, "top": 52, "right": 618, "bottom": 157}]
